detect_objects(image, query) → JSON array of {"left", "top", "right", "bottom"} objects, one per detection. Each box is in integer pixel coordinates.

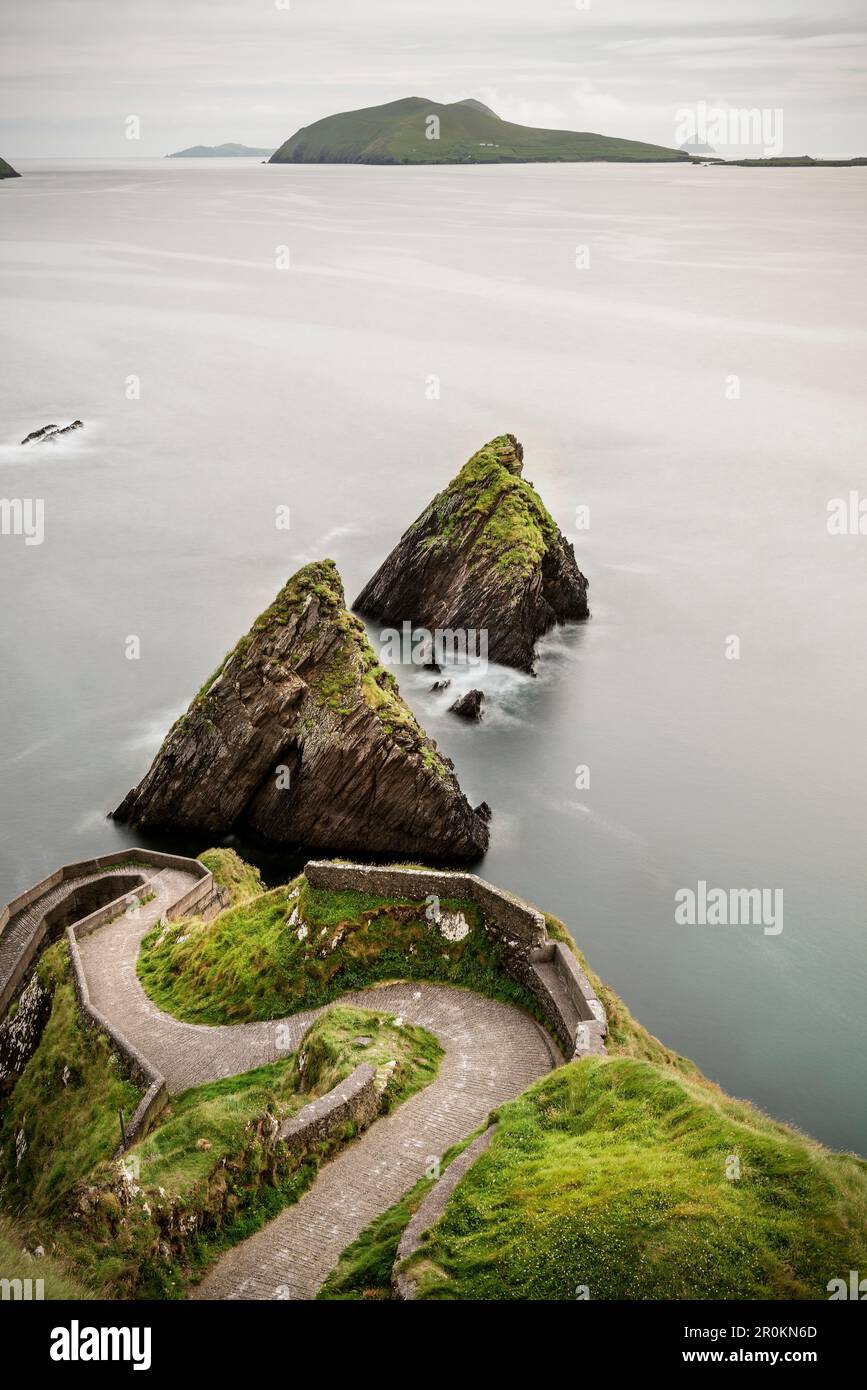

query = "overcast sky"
[{"left": 2, "top": 0, "right": 866, "bottom": 158}]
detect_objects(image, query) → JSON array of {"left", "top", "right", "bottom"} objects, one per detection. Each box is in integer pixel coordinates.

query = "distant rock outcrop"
[
  {"left": 20, "top": 421, "right": 82, "bottom": 445},
  {"left": 0, "top": 156, "right": 20, "bottom": 179},
  {"left": 355, "top": 434, "right": 589, "bottom": 673},
  {"left": 113, "top": 560, "right": 489, "bottom": 860}
]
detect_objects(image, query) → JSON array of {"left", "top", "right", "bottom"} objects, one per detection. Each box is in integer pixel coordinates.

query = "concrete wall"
[
  {"left": 277, "top": 1063, "right": 379, "bottom": 1151},
  {"left": 303, "top": 860, "right": 606, "bottom": 1058}
]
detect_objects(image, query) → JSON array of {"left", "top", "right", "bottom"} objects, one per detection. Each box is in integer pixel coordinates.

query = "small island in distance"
[
  {"left": 167, "top": 142, "right": 274, "bottom": 158},
  {"left": 0, "top": 155, "right": 20, "bottom": 178}
]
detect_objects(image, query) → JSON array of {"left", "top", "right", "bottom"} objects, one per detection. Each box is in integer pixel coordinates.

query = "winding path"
[{"left": 73, "top": 872, "right": 559, "bottom": 1299}]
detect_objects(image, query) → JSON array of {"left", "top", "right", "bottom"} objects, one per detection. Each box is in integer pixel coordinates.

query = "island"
[
  {"left": 269, "top": 96, "right": 691, "bottom": 165},
  {"left": 167, "top": 142, "right": 274, "bottom": 158},
  {"left": 0, "top": 156, "right": 20, "bottom": 179}
]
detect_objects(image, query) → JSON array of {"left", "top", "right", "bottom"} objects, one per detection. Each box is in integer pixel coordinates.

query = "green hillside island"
[
  {"left": 0, "top": 156, "right": 20, "bottom": 179},
  {"left": 269, "top": 97, "right": 690, "bottom": 165},
  {"left": 167, "top": 142, "right": 274, "bottom": 158}
]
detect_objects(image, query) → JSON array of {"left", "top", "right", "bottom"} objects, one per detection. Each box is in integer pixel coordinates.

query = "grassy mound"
[
  {"left": 399, "top": 1057, "right": 867, "bottom": 1300},
  {"left": 197, "top": 846, "right": 264, "bottom": 905},
  {"left": 137, "top": 878, "right": 542, "bottom": 1025}
]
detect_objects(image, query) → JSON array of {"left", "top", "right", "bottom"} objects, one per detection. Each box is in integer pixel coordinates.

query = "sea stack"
[
  {"left": 355, "top": 434, "right": 589, "bottom": 673},
  {"left": 114, "top": 560, "right": 489, "bottom": 859}
]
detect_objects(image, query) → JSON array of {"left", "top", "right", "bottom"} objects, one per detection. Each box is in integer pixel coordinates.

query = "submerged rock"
[
  {"left": 355, "top": 434, "right": 589, "bottom": 673},
  {"left": 113, "top": 559, "right": 489, "bottom": 859},
  {"left": 20, "top": 420, "right": 83, "bottom": 445},
  {"left": 450, "top": 689, "right": 485, "bottom": 721}
]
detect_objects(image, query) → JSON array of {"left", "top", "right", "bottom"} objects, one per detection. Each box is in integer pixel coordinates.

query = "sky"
[{"left": 1, "top": 0, "right": 866, "bottom": 158}]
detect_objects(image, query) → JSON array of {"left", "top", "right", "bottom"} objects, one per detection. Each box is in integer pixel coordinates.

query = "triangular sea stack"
[
  {"left": 113, "top": 560, "right": 489, "bottom": 859},
  {"left": 355, "top": 434, "right": 589, "bottom": 672}
]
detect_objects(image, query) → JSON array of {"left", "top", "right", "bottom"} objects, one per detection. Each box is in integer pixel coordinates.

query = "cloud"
[{"left": 1, "top": 0, "right": 865, "bottom": 157}]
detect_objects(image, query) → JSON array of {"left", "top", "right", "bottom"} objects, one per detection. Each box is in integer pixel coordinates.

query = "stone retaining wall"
[
  {"left": 304, "top": 861, "right": 546, "bottom": 948},
  {"left": 393, "top": 1125, "right": 496, "bottom": 1300},
  {"left": 303, "top": 860, "right": 606, "bottom": 1058},
  {"left": 277, "top": 1063, "right": 379, "bottom": 1151}
]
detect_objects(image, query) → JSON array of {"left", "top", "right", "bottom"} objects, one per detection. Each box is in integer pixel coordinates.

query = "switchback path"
[{"left": 74, "top": 877, "right": 560, "bottom": 1299}]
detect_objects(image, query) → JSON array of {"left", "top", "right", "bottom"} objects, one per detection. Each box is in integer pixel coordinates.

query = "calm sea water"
[{"left": 1, "top": 158, "right": 865, "bottom": 1153}]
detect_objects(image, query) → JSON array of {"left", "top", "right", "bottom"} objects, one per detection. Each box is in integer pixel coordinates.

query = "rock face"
[
  {"left": 0, "top": 972, "right": 51, "bottom": 1088},
  {"left": 355, "top": 434, "right": 589, "bottom": 673},
  {"left": 113, "top": 560, "right": 489, "bottom": 860},
  {"left": 0, "top": 156, "right": 20, "bottom": 180},
  {"left": 450, "top": 689, "right": 485, "bottom": 721}
]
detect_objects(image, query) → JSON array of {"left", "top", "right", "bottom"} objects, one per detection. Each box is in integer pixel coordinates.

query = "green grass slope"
[
  {"left": 0, "top": 1215, "right": 92, "bottom": 1299},
  {"left": 270, "top": 96, "right": 689, "bottom": 165},
  {"left": 400, "top": 1057, "right": 867, "bottom": 1300},
  {"left": 137, "top": 875, "right": 542, "bottom": 1024},
  {"left": 0, "top": 941, "right": 141, "bottom": 1225}
]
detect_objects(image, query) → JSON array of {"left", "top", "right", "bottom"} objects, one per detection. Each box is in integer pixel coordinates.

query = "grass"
[
  {"left": 134, "top": 1004, "right": 440, "bottom": 1196},
  {"left": 399, "top": 1057, "right": 867, "bottom": 1300},
  {"left": 414, "top": 434, "right": 563, "bottom": 580},
  {"left": 196, "top": 846, "right": 264, "bottom": 905},
  {"left": 317, "top": 1130, "right": 481, "bottom": 1300},
  {"left": 137, "top": 878, "right": 545, "bottom": 1027},
  {"left": 0, "top": 940, "right": 141, "bottom": 1224},
  {"left": 0, "top": 1215, "right": 93, "bottom": 1300}
]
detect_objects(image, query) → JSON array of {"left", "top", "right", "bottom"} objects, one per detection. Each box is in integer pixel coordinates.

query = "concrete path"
[
  {"left": 0, "top": 865, "right": 149, "bottom": 1012},
  {"left": 75, "top": 873, "right": 560, "bottom": 1300}
]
